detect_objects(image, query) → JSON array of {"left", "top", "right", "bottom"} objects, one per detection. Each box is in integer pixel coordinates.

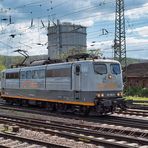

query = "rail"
[{"left": 0, "top": 114, "right": 147, "bottom": 147}]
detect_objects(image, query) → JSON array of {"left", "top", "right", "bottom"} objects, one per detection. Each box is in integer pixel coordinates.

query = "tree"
[
  {"left": 0, "top": 64, "right": 6, "bottom": 71},
  {"left": 87, "top": 48, "right": 103, "bottom": 58},
  {"left": 59, "top": 48, "right": 86, "bottom": 60}
]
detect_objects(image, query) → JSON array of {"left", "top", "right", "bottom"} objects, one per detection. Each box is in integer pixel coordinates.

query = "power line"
[
  {"left": 14, "top": 0, "right": 50, "bottom": 9},
  {"left": 0, "top": 0, "right": 147, "bottom": 57}
]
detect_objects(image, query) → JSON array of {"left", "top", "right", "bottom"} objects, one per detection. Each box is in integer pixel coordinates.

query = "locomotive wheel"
[
  {"left": 22, "top": 99, "right": 29, "bottom": 106},
  {"left": 48, "top": 103, "right": 57, "bottom": 112},
  {"left": 15, "top": 99, "right": 22, "bottom": 106},
  {"left": 57, "top": 104, "right": 67, "bottom": 113},
  {"left": 5, "top": 99, "right": 13, "bottom": 105},
  {"left": 95, "top": 104, "right": 104, "bottom": 115},
  {"left": 81, "top": 106, "right": 90, "bottom": 116}
]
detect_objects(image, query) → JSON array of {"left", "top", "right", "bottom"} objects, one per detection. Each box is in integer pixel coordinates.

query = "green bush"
[
  {"left": 141, "top": 88, "right": 148, "bottom": 97},
  {"left": 124, "top": 87, "right": 148, "bottom": 97}
]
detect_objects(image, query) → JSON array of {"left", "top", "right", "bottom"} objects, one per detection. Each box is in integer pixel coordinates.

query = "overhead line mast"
[{"left": 114, "top": 0, "right": 126, "bottom": 67}]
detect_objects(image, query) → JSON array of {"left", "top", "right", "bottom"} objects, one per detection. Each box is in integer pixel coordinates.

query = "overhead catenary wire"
[
  {"left": 0, "top": 1, "right": 147, "bottom": 59},
  {"left": 0, "top": 0, "right": 147, "bottom": 34}
]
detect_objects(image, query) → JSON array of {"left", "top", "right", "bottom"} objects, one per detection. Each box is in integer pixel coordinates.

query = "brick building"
[{"left": 124, "top": 62, "right": 148, "bottom": 88}]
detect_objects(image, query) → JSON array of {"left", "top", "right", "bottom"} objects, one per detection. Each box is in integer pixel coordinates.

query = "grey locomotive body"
[{"left": 1, "top": 59, "right": 125, "bottom": 115}]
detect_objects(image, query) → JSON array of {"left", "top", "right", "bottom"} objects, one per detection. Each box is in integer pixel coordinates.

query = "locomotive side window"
[
  {"left": 6, "top": 72, "right": 19, "bottom": 79},
  {"left": 6, "top": 73, "right": 9, "bottom": 79},
  {"left": 14, "top": 72, "right": 19, "bottom": 79},
  {"left": 20, "top": 71, "right": 26, "bottom": 79},
  {"left": 110, "top": 64, "right": 120, "bottom": 75},
  {"left": 93, "top": 63, "right": 107, "bottom": 74},
  {"left": 32, "top": 70, "right": 45, "bottom": 79},
  {"left": 26, "top": 71, "right": 31, "bottom": 79},
  {"left": 38, "top": 70, "right": 45, "bottom": 78},
  {"left": 32, "top": 70, "right": 38, "bottom": 79},
  {"left": 75, "top": 65, "right": 80, "bottom": 75},
  {"left": 46, "top": 68, "right": 71, "bottom": 77}
]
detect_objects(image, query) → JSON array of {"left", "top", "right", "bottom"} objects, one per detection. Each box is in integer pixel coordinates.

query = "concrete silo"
[{"left": 47, "top": 20, "right": 87, "bottom": 59}]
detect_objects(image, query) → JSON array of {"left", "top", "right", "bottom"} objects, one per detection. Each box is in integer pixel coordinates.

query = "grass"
[
  {"left": 124, "top": 87, "right": 148, "bottom": 98},
  {"left": 125, "top": 96, "right": 148, "bottom": 101}
]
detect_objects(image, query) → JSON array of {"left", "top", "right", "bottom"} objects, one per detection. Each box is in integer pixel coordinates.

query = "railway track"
[
  {"left": 130, "top": 104, "right": 148, "bottom": 110},
  {"left": 0, "top": 114, "right": 147, "bottom": 148},
  {"left": 0, "top": 103, "right": 148, "bottom": 129},
  {"left": 126, "top": 100, "right": 148, "bottom": 110},
  {"left": 102, "top": 115, "right": 148, "bottom": 129},
  {"left": 115, "top": 108, "right": 148, "bottom": 117},
  {"left": 0, "top": 131, "right": 67, "bottom": 148}
]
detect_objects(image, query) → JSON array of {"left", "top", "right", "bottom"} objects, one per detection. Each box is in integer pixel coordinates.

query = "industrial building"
[{"left": 47, "top": 20, "right": 87, "bottom": 59}]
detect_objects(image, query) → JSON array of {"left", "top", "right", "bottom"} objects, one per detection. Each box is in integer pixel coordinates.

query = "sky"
[{"left": 0, "top": 0, "right": 148, "bottom": 59}]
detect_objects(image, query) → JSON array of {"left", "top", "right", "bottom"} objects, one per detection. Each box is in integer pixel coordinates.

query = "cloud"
[
  {"left": 61, "top": 18, "right": 95, "bottom": 27},
  {"left": 125, "top": 3, "right": 148, "bottom": 19},
  {"left": 128, "top": 26, "right": 148, "bottom": 37},
  {"left": 0, "top": 3, "right": 24, "bottom": 19},
  {"left": 0, "top": 19, "right": 48, "bottom": 56},
  {"left": 60, "top": 1, "right": 147, "bottom": 26},
  {"left": 61, "top": 11, "right": 115, "bottom": 27},
  {"left": 125, "top": 37, "right": 148, "bottom": 59},
  {"left": 0, "top": 0, "right": 148, "bottom": 59},
  {"left": 87, "top": 37, "right": 148, "bottom": 59},
  {"left": 87, "top": 40, "right": 113, "bottom": 50},
  {"left": 126, "top": 37, "right": 148, "bottom": 45},
  {"left": 69, "top": 0, "right": 92, "bottom": 10}
]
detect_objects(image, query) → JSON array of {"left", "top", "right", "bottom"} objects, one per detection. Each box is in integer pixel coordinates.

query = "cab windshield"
[
  {"left": 94, "top": 63, "right": 107, "bottom": 74},
  {"left": 110, "top": 63, "right": 121, "bottom": 74}
]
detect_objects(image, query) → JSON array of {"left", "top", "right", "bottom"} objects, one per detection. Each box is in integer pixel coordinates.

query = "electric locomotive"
[{"left": 1, "top": 57, "right": 125, "bottom": 115}]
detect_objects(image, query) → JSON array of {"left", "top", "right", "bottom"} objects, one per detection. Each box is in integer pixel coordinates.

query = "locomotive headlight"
[
  {"left": 97, "top": 93, "right": 101, "bottom": 97},
  {"left": 108, "top": 74, "right": 112, "bottom": 79},
  {"left": 117, "top": 92, "right": 123, "bottom": 97},
  {"left": 97, "top": 93, "right": 104, "bottom": 98},
  {"left": 120, "top": 92, "right": 123, "bottom": 96},
  {"left": 101, "top": 93, "right": 104, "bottom": 97}
]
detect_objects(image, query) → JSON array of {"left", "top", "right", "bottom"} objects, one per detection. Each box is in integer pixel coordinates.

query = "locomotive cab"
[
  {"left": 94, "top": 60, "right": 124, "bottom": 113},
  {"left": 71, "top": 59, "right": 125, "bottom": 114},
  {"left": 93, "top": 60, "right": 124, "bottom": 113}
]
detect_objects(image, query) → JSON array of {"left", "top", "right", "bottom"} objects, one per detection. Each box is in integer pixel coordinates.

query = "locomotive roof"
[
  {"left": 2, "top": 59, "right": 120, "bottom": 73},
  {"left": 70, "top": 59, "right": 120, "bottom": 65}
]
